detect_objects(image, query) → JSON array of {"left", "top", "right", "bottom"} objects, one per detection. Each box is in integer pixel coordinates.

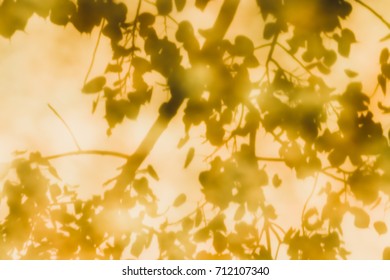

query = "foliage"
[{"left": 1, "top": 0, "right": 390, "bottom": 259}]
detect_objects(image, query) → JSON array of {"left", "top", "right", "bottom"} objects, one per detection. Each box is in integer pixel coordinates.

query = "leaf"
[
  {"left": 182, "top": 217, "right": 193, "bottom": 231},
  {"left": 74, "top": 200, "right": 82, "bottom": 214},
  {"left": 337, "top": 29, "right": 356, "bottom": 57},
  {"left": 195, "top": 208, "right": 202, "bottom": 227},
  {"left": 48, "top": 166, "right": 61, "bottom": 180},
  {"left": 303, "top": 208, "right": 322, "bottom": 231},
  {"left": 382, "top": 64, "right": 390, "bottom": 79},
  {"left": 317, "top": 63, "right": 330, "bottom": 75},
  {"left": 272, "top": 174, "right": 282, "bottom": 188},
  {"left": 184, "top": 147, "right": 195, "bottom": 168},
  {"left": 131, "top": 235, "right": 145, "bottom": 257},
  {"left": 263, "top": 22, "right": 278, "bottom": 40},
  {"left": 105, "top": 63, "right": 122, "bottom": 73},
  {"left": 195, "top": 0, "right": 211, "bottom": 11},
  {"left": 213, "top": 231, "right": 227, "bottom": 253},
  {"left": 105, "top": 99, "right": 127, "bottom": 128},
  {"left": 132, "top": 56, "right": 152, "bottom": 73},
  {"left": 82, "top": 76, "right": 106, "bottom": 94},
  {"left": 177, "top": 134, "right": 189, "bottom": 149},
  {"left": 234, "top": 205, "right": 245, "bottom": 221},
  {"left": 138, "top": 13, "right": 155, "bottom": 26},
  {"left": 156, "top": 0, "right": 173, "bottom": 15},
  {"left": 323, "top": 50, "right": 337, "bottom": 67},
  {"left": 133, "top": 177, "right": 149, "bottom": 195},
  {"left": 243, "top": 54, "right": 260, "bottom": 68},
  {"left": 380, "top": 48, "right": 389, "bottom": 64},
  {"left": 173, "top": 193, "right": 186, "bottom": 207},
  {"left": 102, "top": 23, "right": 123, "bottom": 42},
  {"left": 350, "top": 207, "right": 370, "bottom": 229},
  {"left": 194, "top": 227, "right": 210, "bottom": 242},
  {"left": 378, "top": 74, "right": 387, "bottom": 95},
  {"left": 92, "top": 97, "right": 99, "bottom": 114},
  {"left": 374, "top": 221, "right": 387, "bottom": 235},
  {"left": 344, "top": 69, "right": 358, "bottom": 78},
  {"left": 328, "top": 149, "right": 347, "bottom": 167},
  {"left": 256, "top": 246, "right": 272, "bottom": 260},
  {"left": 174, "top": 0, "right": 186, "bottom": 11},
  {"left": 209, "top": 214, "right": 226, "bottom": 232},
  {"left": 105, "top": 2, "right": 127, "bottom": 24},
  {"left": 264, "top": 205, "right": 277, "bottom": 220},
  {"left": 234, "top": 35, "right": 254, "bottom": 56},
  {"left": 147, "top": 165, "right": 159, "bottom": 181},
  {"left": 383, "top": 247, "right": 390, "bottom": 260}
]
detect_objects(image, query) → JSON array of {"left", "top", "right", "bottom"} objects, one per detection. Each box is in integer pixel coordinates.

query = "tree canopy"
[{"left": 1, "top": 0, "right": 390, "bottom": 259}]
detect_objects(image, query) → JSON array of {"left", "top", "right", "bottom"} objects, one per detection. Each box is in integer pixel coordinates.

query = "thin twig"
[
  {"left": 264, "top": 220, "right": 272, "bottom": 254},
  {"left": 276, "top": 42, "right": 314, "bottom": 77},
  {"left": 84, "top": 19, "right": 105, "bottom": 85},
  {"left": 266, "top": 32, "right": 279, "bottom": 81},
  {"left": 320, "top": 170, "right": 345, "bottom": 183},
  {"left": 132, "top": 0, "right": 143, "bottom": 52},
  {"left": 301, "top": 172, "right": 319, "bottom": 233},
  {"left": 270, "top": 222, "right": 286, "bottom": 235},
  {"left": 167, "top": 15, "right": 179, "bottom": 25},
  {"left": 269, "top": 224, "right": 282, "bottom": 259},
  {"left": 123, "top": 0, "right": 143, "bottom": 94},
  {"left": 47, "top": 104, "right": 81, "bottom": 151},
  {"left": 355, "top": 0, "right": 390, "bottom": 29},
  {"left": 43, "top": 149, "right": 130, "bottom": 161},
  {"left": 256, "top": 156, "right": 285, "bottom": 162},
  {"left": 254, "top": 43, "right": 272, "bottom": 50},
  {"left": 266, "top": 33, "right": 279, "bottom": 66}
]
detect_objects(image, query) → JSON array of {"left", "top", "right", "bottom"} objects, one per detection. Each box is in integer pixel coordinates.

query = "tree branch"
[
  {"left": 301, "top": 173, "right": 319, "bottom": 234},
  {"left": 108, "top": 0, "right": 242, "bottom": 197},
  {"left": 256, "top": 156, "right": 285, "bottom": 162},
  {"left": 276, "top": 42, "right": 314, "bottom": 77},
  {"left": 48, "top": 104, "right": 81, "bottom": 151},
  {"left": 355, "top": 0, "right": 390, "bottom": 29},
  {"left": 84, "top": 19, "right": 105, "bottom": 85},
  {"left": 110, "top": 97, "right": 184, "bottom": 195},
  {"left": 43, "top": 149, "right": 130, "bottom": 161}
]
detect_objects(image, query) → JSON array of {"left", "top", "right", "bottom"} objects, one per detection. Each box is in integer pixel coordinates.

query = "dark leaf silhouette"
[
  {"left": 174, "top": 0, "right": 186, "bottom": 11},
  {"left": 380, "top": 48, "right": 389, "bottom": 64},
  {"left": 383, "top": 247, "right": 390, "bottom": 260},
  {"left": 345, "top": 69, "right": 358, "bottom": 78},
  {"left": 378, "top": 75, "right": 387, "bottom": 95},
  {"left": 184, "top": 147, "right": 195, "bottom": 168},
  {"left": 194, "top": 209, "right": 202, "bottom": 228},
  {"left": 374, "top": 221, "right": 387, "bottom": 235},
  {"left": 272, "top": 174, "right": 282, "bottom": 188},
  {"left": 213, "top": 231, "right": 227, "bottom": 253},
  {"left": 195, "top": 0, "right": 211, "bottom": 11},
  {"left": 147, "top": 165, "right": 160, "bottom": 181},
  {"left": 350, "top": 207, "right": 370, "bottom": 229},
  {"left": 156, "top": 0, "right": 173, "bottom": 15},
  {"left": 173, "top": 193, "right": 187, "bottom": 207},
  {"left": 82, "top": 76, "right": 106, "bottom": 94}
]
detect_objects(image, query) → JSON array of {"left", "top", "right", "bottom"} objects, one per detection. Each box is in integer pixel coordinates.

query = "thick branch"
[
  {"left": 108, "top": 0, "right": 241, "bottom": 196},
  {"left": 111, "top": 97, "right": 184, "bottom": 194},
  {"left": 203, "top": 0, "right": 240, "bottom": 47}
]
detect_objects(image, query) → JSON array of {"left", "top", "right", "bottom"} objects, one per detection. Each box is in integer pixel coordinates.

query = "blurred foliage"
[{"left": 1, "top": 0, "right": 390, "bottom": 259}]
